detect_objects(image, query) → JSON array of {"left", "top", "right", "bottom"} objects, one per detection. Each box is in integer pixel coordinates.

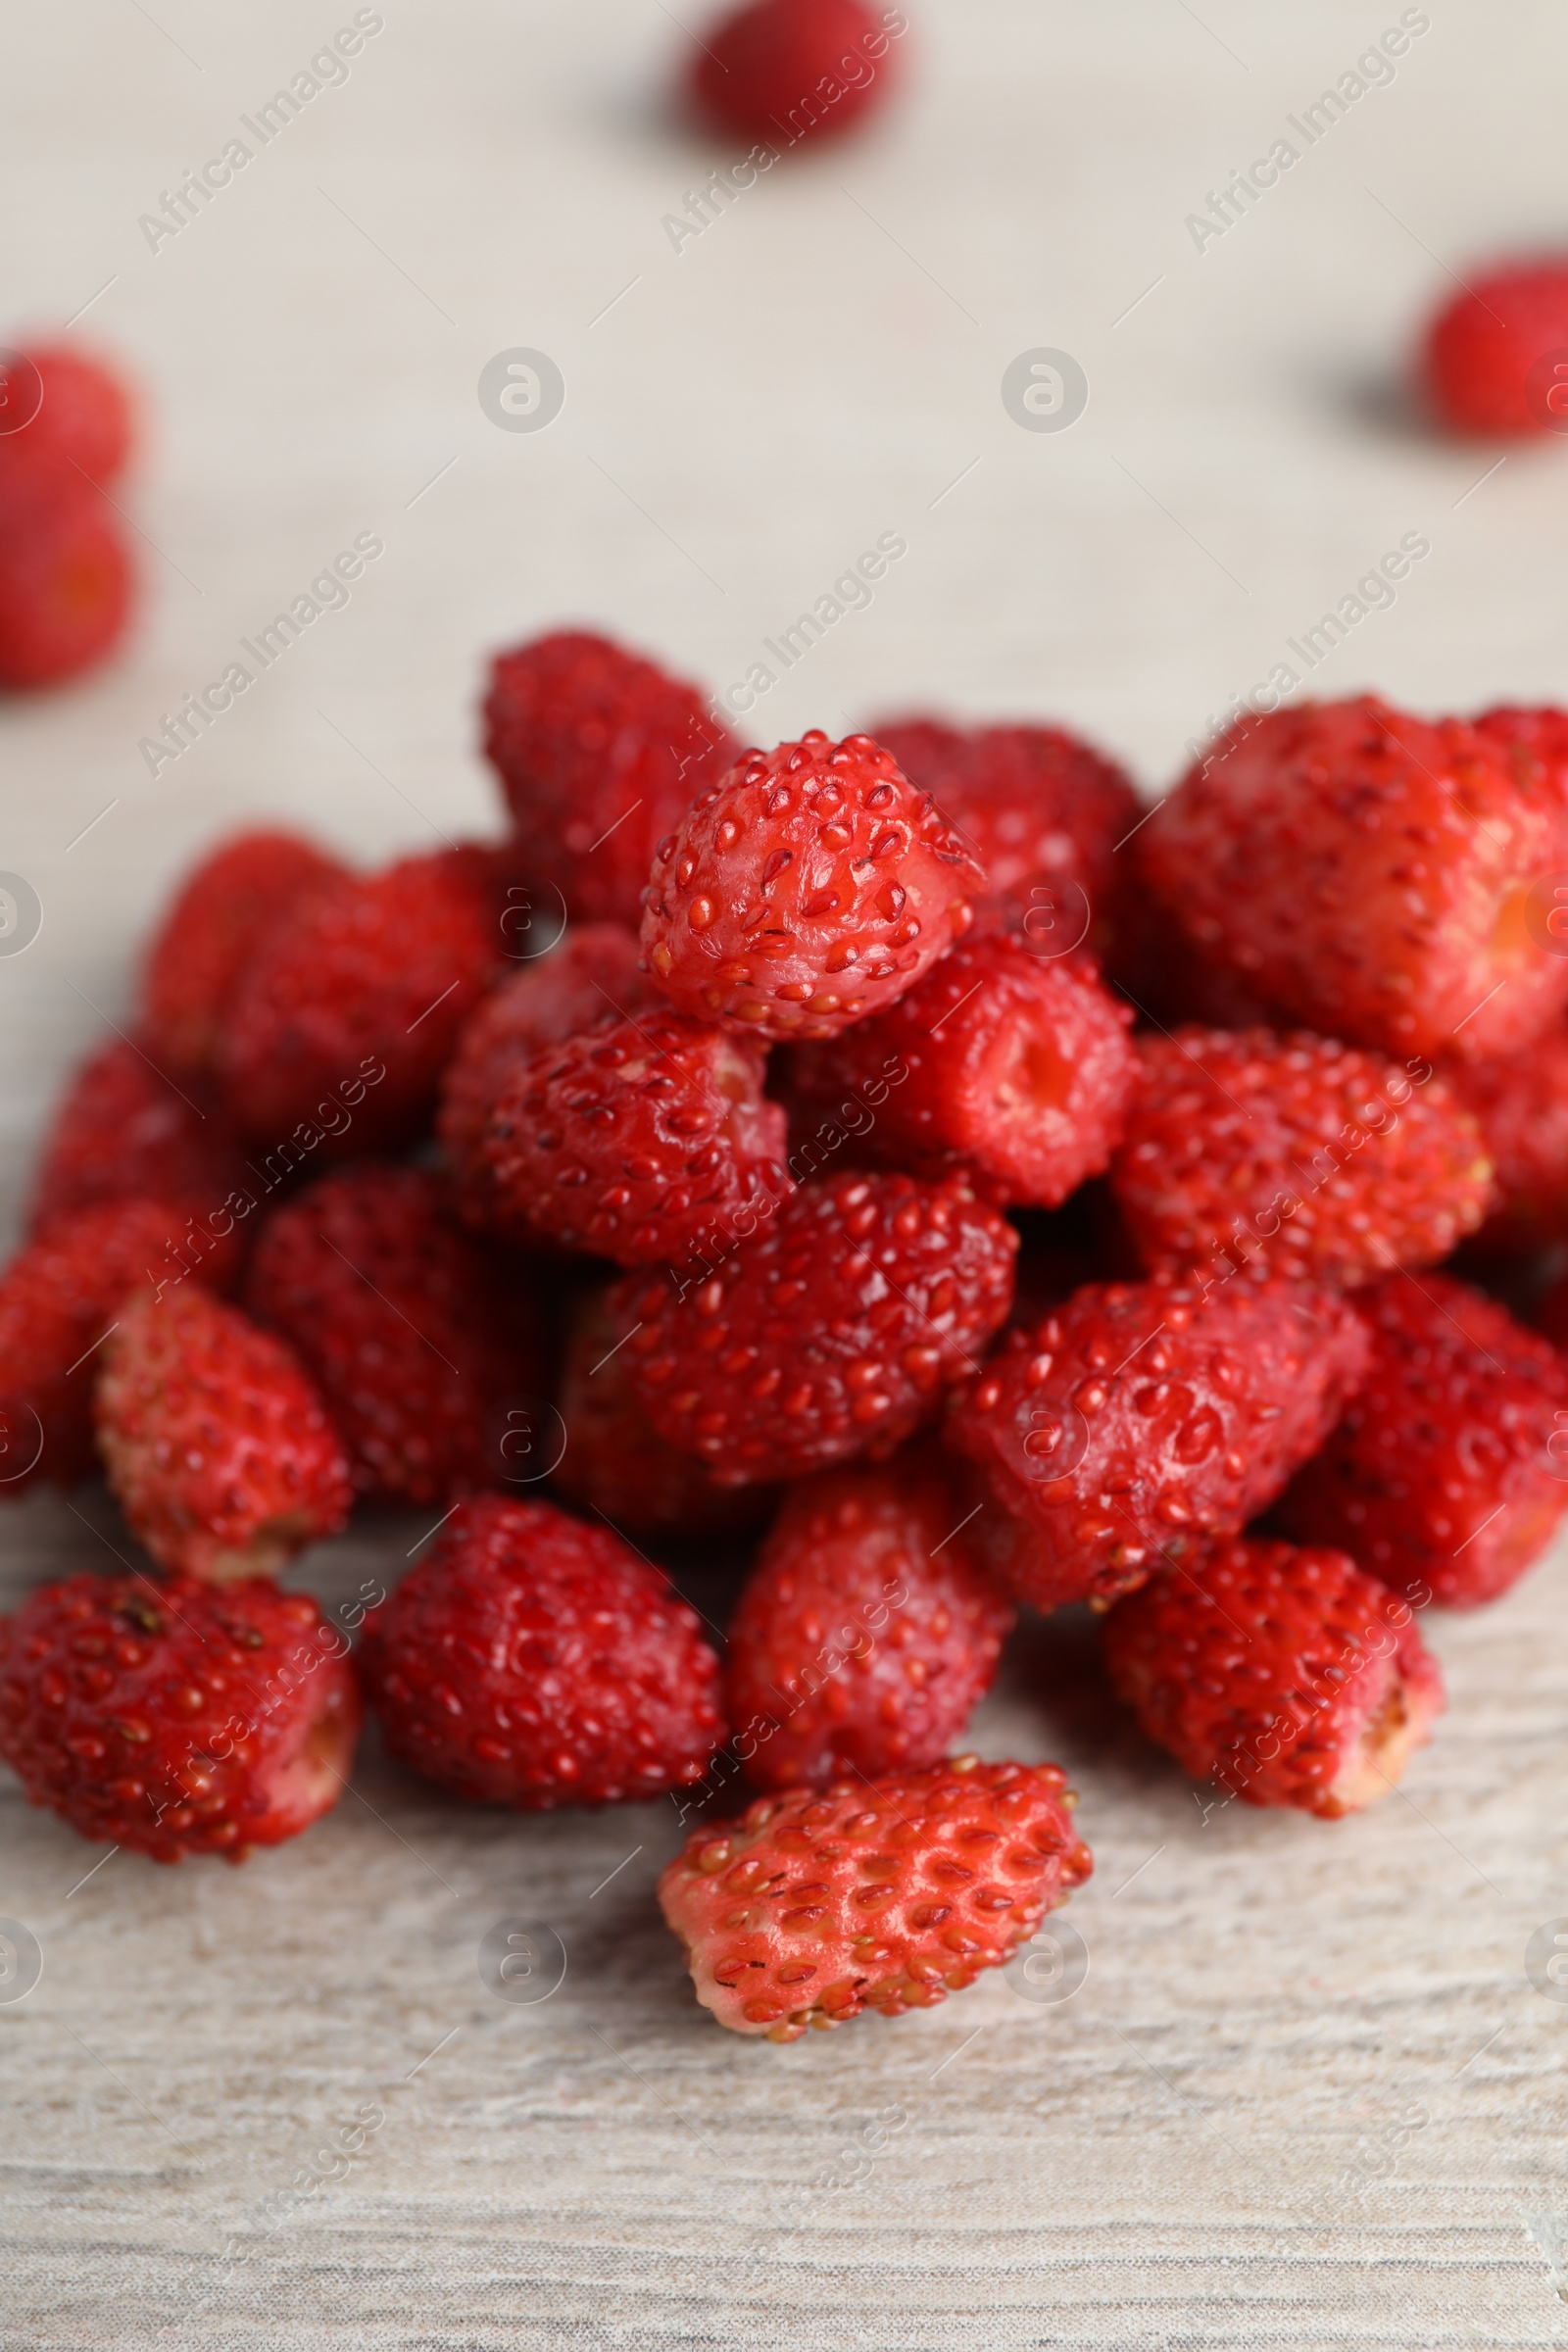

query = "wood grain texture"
[{"left": 6, "top": 3, "right": 1568, "bottom": 2344}]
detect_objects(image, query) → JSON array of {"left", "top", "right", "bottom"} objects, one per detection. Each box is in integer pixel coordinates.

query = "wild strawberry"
[
  {"left": 685, "top": 0, "right": 904, "bottom": 147},
  {"left": 94, "top": 1286, "right": 352, "bottom": 1583},
  {"left": 484, "top": 630, "right": 737, "bottom": 928},
  {"left": 357, "top": 1494, "right": 724, "bottom": 1807},
  {"left": 1422, "top": 262, "right": 1568, "bottom": 436},
  {"left": 947, "top": 1271, "right": 1370, "bottom": 1611},
  {"left": 786, "top": 935, "right": 1137, "bottom": 1206},
  {"left": 641, "top": 731, "right": 983, "bottom": 1041},
  {"left": 438, "top": 923, "right": 657, "bottom": 1230},
  {"left": 552, "top": 1284, "right": 771, "bottom": 1539},
  {"left": 243, "top": 1166, "right": 544, "bottom": 1507},
  {"left": 0, "top": 1198, "right": 240, "bottom": 1493},
  {"left": 479, "top": 1009, "right": 790, "bottom": 1267},
  {"left": 612, "top": 1171, "right": 1017, "bottom": 1485},
  {"left": 1283, "top": 1270, "right": 1568, "bottom": 1608},
  {"left": 218, "top": 849, "right": 502, "bottom": 1153},
  {"left": 0, "top": 455, "right": 131, "bottom": 688},
  {"left": 1138, "top": 698, "right": 1568, "bottom": 1061},
  {"left": 725, "top": 1456, "right": 1013, "bottom": 1789},
  {"left": 659, "top": 1755, "right": 1091, "bottom": 2040},
  {"left": 25, "top": 1036, "right": 252, "bottom": 1239},
  {"left": 1110, "top": 1027, "right": 1494, "bottom": 1287},
  {"left": 0, "top": 341, "right": 133, "bottom": 482},
  {"left": 1102, "top": 1537, "right": 1445, "bottom": 1819},
  {"left": 0, "top": 1574, "right": 361, "bottom": 1861},
  {"left": 140, "top": 828, "right": 346, "bottom": 1075},
  {"left": 1445, "top": 1031, "right": 1568, "bottom": 1252},
  {"left": 1475, "top": 702, "right": 1568, "bottom": 808}
]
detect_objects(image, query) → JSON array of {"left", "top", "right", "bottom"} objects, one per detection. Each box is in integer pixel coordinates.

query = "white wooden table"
[{"left": 6, "top": 4, "right": 1568, "bottom": 2343}]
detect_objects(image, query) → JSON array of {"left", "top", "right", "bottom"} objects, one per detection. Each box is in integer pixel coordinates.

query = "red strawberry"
[
  {"left": 94, "top": 1286, "right": 352, "bottom": 1583},
  {"left": 871, "top": 715, "right": 1141, "bottom": 959},
  {"left": 1110, "top": 1027, "right": 1494, "bottom": 1288},
  {"left": 947, "top": 1270, "right": 1370, "bottom": 1611},
  {"left": 725, "top": 1456, "right": 1013, "bottom": 1789},
  {"left": 659, "top": 1755, "right": 1091, "bottom": 2040},
  {"left": 0, "top": 454, "right": 131, "bottom": 688},
  {"left": 1422, "top": 262, "right": 1568, "bottom": 436},
  {"left": 1475, "top": 702, "right": 1568, "bottom": 811},
  {"left": 26, "top": 1036, "right": 253, "bottom": 1239},
  {"left": 358, "top": 1494, "right": 725, "bottom": 1807},
  {"left": 686, "top": 0, "right": 904, "bottom": 148},
  {"left": 612, "top": 1171, "right": 1017, "bottom": 1485},
  {"left": 641, "top": 731, "right": 984, "bottom": 1041},
  {"left": 1138, "top": 698, "right": 1568, "bottom": 1061},
  {"left": 479, "top": 1008, "right": 790, "bottom": 1267},
  {"left": 552, "top": 1284, "right": 771, "bottom": 1539},
  {"left": 786, "top": 935, "right": 1137, "bottom": 1206},
  {"left": 1102, "top": 1537, "right": 1445, "bottom": 1819},
  {"left": 1446, "top": 1031, "right": 1568, "bottom": 1253},
  {"left": 0, "top": 1198, "right": 240, "bottom": 1493},
  {"left": 243, "top": 1166, "right": 545, "bottom": 1507},
  {"left": 1283, "top": 1270, "right": 1568, "bottom": 1609},
  {"left": 0, "top": 341, "right": 133, "bottom": 483},
  {"left": 0, "top": 1574, "right": 361, "bottom": 1861},
  {"left": 140, "top": 828, "right": 346, "bottom": 1075},
  {"left": 483, "top": 630, "right": 737, "bottom": 928},
  {"left": 438, "top": 923, "right": 657, "bottom": 1230},
  {"left": 218, "top": 849, "right": 502, "bottom": 1153}
]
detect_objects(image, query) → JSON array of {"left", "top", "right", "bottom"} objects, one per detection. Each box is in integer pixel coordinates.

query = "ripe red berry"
[
  {"left": 1448, "top": 1031, "right": 1568, "bottom": 1252},
  {"left": 439, "top": 923, "right": 657, "bottom": 1230},
  {"left": 1423, "top": 262, "right": 1568, "bottom": 437},
  {"left": 1110, "top": 1027, "right": 1494, "bottom": 1288},
  {"left": 871, "top": 715, "right": 1141, "bottom": 958},
  {"left": 140, "top": 828, "right": 346, "bottom": 1075},
  {"left": 245, "top": 1167, "right": 545, "bottom": 1506},
  {"left": 1102, "top": 1537, "right": 1445, "bottom": 1820},
  {"left": 1475, "top": 701, "right": 1568, "bottom": 807},
  {"left": 0, "top": 342, "right": 133, "bottom": 483},
  {"left": 612, "top": 1171, "right": 1017, "bottom": 1484},
  {"left": 0, "top": 1574, "right": 361, "bottom": 1861},
  {"left": 218, "top": 849, "right": 502, "bottom": 1153},
  {"left": 1283, "top": 1270, "right": 1568, "bottom": 1609},
  {"left": 725, "top": 1456, "right": 1013, "bottom": 1789},
  {"left": 479, "top": 1009, "right": 790, "bottom": 1267},
  {"left": 686, "top": 0, "right": 904, "bottom": 148},
  {"left": 26, "top": 1036, "right": 252, "bottom": 1240},
  {"left": 0, "top": 456, "right": 131, "bottom": 688},
  {"left": 483, "top": 631, "right": 737, "bottom": 929},
  {"left": 786, "top": 935, "right": 1137, "bottom": 1206},
  {"left": 358, "top": 1494, "right": 725, "bottom": 1807},
  {"left": 641, "top": 731, "right": 984, "bottom": 1041},
  {"left": 94, "top": 1286, "right": 353, "bottom": 1583},
  {"left": 659, "top": 1755, "right": 1090, "bottom": 2040},
  {"left": 1138, "top": 698, "right": 1568, "bottom": 1061},
  {"left": 0, "top": 1198, "right": 240, "bottom": 1493},
  {"left": 552, "top": 1284, "right": 772, "bottom": 1539},
  {"left": 947, "top": 1271, "right": 1370, "bottom": 1611}
]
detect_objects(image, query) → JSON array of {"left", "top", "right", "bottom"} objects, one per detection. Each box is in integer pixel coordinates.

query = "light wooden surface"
[{"left": 6, "top": 4, "right": 1568, "bottom": 2345}]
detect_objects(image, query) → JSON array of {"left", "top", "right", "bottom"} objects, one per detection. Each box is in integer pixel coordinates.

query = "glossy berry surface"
[
  {"left": 484, "top": 630, "right": 737, "bottom": 928},
  {"left": 687, "top": 0, "right": 902, "bottom": 147},
  {"left": 725, "top": 1456, "right": 1014, "bottom": 1789},
  {"left": 1103, "top": 1537, "right": 1444, "bottom": 1819},
  {"left": 0, "top": 1574, "right": 361, "bottom": 1861},
  {"left": 659, "top": 1755, "right": 1091, "bottom": 2039},
  {"left": 1423, "top": 263, "right": 1568, "bottom": 436},
  {"left": 787, "top": 934, "right": 1137, "bottom": 1207},
  {"left": 612, "top": 1171, "right": 1017, "bottom": 1484},
  {"left": 1111, "top": 1027, "right": 1494, "bottom": 1287},
  {"left": 141, "top": 828, "right": 346, "bottom": 1075},
  {"left": 358, "top": 1494, "right": 725, "bottom": 1808},
  {"left": 947, "top": 1271, "right": 1370, "bottom": 1611},
  {"left": 1284, "top": 1270, "right": 1568, "bottom": 1608},
  {"left": 26, "top": 1037, "right": 252, "bottom": 1239},
  {"left": 0, "top": 457, "right": 131, "bottom": 688},
  {"left": 94, "top": 1286, "right": 353, "bottom": 1583},
  {"left": 641, "top": 731, "right": 983, "bottom": 1040},
  {"left": 1450, "top": 1031, "right": 1568, "bottom": 1252}
]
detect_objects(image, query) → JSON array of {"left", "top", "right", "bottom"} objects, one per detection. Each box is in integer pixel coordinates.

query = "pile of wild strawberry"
[{"left": 5, "top": 643, "right": 1568, "bottom": 2047}]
